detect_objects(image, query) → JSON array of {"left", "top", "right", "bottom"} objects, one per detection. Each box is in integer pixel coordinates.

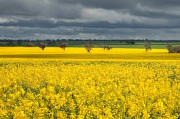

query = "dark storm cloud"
[
  {"left": 60, "top": 0, "right": 135, "bottom": 9},
  {"left": 0, "top": 0, "right": 180, "bottom": 39},
  {"left": 60, "top": 0, "right": 180, "bottom": 20},
  {"left": 0, "top": 0, "right": 82, "bottom": 19},
  {"left": 60, "top": 0, "right": 180, "bottom": 7},
  {"left": 1, "top": 19, "right": 180, "bottom": 29}
]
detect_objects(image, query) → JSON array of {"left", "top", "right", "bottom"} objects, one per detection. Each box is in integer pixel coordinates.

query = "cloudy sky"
[{"left": 0, "top": 0, "right": 180, "bottom": 40}]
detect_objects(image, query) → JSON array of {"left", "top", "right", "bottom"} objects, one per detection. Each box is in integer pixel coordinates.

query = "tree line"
[{"left": 0, "top": 39, "right": 180, "bottom": 53}]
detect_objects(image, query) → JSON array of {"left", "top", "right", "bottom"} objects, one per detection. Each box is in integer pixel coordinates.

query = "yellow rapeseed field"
[{"left": 0, "top": 47, "right": 179, "bottom": 119}]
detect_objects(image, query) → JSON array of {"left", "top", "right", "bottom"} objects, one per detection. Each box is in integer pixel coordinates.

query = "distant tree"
[
  {"left": 59, "top": 42, "right": 68, "bottom": 51},
  {"left": 167, "top": 44, "right": 173, "bottom": 53},
  {"left": 85, "top": 42, "right": 93, "bottom": 53},
  {"left": 38, "top": 42, "right": 46, "bottom": 50},
  {"left": 144, "top": 39, "right": 152, "bottom": 52},
  {"left": 167, "top": 44, "right": 180, "bottom": 53},
  {"left": 103, "top": 46, "right": 112, "bottom": 50}
]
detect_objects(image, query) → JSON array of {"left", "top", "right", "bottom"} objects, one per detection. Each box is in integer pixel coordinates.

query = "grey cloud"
[
  {"left": 0, "top": 0, "right": 82, "bottom": 19},
  {"left": 0, "top": 18, "right": 179, "bottom": 29},
  {"left": 61, "top": 0, "right": 180, "bottom": 19},
  {"left": 61, "top": 0, "right": 180, "bottom": 9},
  {"left": 0, "top": 0, "right": 180, "bottom": 40},
  {"left": 1, "top": 26, "right": 180, "bottom": 40}
]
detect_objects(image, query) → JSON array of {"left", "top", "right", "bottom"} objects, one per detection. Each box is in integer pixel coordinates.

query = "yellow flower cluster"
[{"left": 0, "top": 47, "right": 179, "bottom": 118}]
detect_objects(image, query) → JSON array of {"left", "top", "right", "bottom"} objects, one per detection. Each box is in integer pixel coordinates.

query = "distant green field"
[
  {"left": 64, "top": 41, "right": 180, "bottom": 49},
  {"left": 69, "top": 43, "right": 180, "bottom": 49},
  {"left": 1, "top": 40, "right": 180, "bottom": 49}
]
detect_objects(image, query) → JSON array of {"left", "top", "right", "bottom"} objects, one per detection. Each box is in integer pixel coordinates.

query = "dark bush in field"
[
  {"left": 103, "top": 46, "right": 112, "bottom": 50},
  {"left": 167, "top": 45, "right": 180, "bottom": 53}
]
